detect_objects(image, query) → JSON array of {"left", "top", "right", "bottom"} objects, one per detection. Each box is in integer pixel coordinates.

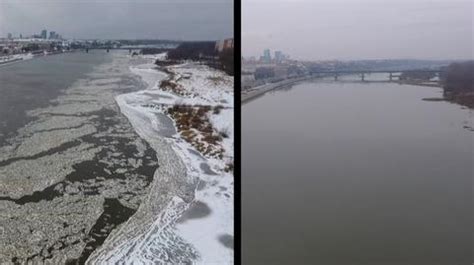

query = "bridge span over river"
[
  {"left": 311, "top": 69, "right": 444, "bottom": 81},
  {"left": 242, "top": 69, "right": 445, "bottom": 104}
]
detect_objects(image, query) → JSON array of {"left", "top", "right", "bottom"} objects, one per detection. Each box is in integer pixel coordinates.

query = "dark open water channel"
[{"left": 242, "top": 79, "right": 473, "bottom": 265}]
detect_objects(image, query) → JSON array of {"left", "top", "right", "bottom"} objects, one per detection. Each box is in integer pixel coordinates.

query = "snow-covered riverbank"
[
  {"left": 90, "top": 54, "right": 234, "bottom": 264},
  {"left": 0, "top": 53, "right": 34, "bottom": 66}
]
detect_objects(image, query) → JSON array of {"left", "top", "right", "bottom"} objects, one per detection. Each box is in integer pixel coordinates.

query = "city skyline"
[
  {"left": 4, "top": 29, "right": 63, "bottom": 40},
  {"left": 0, "top": 0, "right": 233, "bottom": 40}
]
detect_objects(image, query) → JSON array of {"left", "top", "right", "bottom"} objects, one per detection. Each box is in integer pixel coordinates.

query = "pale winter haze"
[
  {"left": 0, "top": 0, "right": 233, "bottom": 40},
  {"left": 243, "top": 0, "right": 473, "bottom": 60}
]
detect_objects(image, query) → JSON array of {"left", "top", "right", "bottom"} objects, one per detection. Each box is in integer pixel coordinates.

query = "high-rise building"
[
  {"left": 7, "top": 33, "right": 12, "bottom": 39},
  {"left": 263, "top": 49, "right": 271, "bottom": 63},
  {"left": 41, "top": 29, "right": 47, "bottom": 39},
  {"left": 49, "top": 31, "right": 56, "bottom": 39},
  {"left": 275, "top": 51, "right": 283, "bottom": 63}
]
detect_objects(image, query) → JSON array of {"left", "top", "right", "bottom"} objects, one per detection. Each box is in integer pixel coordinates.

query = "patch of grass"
[
  {"left": 167, "top": 104, "right": 224, "bottom": 158},
  {"left": 219, "top": 131, "right": 229, "bottom": 139},
  {"left": 224, "top": 162, "right": 234, "bottom": 173},
  {"left": 159, "top": 78, "right": 189, "bottom": 96},
  {"left": 160, "top": 79, "right": 177, "bottom": 90},
  {"left": 208, "top": 76, "right": 226, "bottom": 85}
]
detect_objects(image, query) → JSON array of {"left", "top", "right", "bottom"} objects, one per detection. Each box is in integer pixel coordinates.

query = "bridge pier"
[
  {"left": 334, "top": 74, "right": 338, "bottom": 81},
  {"left": 361, "top": 73, "right": 365, "bottom": 81},
  {"left": 389, "top": 72, "right": 393, "bottom": 81}
]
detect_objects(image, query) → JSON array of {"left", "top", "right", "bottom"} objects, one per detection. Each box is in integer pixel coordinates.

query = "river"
[
  {"left": 0, "top": 52, "right": 108, "bottom": 144},
  {"left": 0, "top": 51, "right": 161, "bottom": 263},
  {"left": 242, "top": 78, "right": 473, "bottom": 265}
]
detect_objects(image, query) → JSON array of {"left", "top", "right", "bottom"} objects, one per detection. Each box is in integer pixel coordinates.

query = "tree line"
[
  {"left": 442, "top": 61, "right": 474, "bottom": 108},
  {"left": 442, "top": 61, "right": 474, "bottom": 93},
  {"left": 155, "top": 41, "right": 233, "bottom": 76}
]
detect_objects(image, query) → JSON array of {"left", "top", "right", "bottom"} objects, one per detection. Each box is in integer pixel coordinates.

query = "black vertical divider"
[{"left": 234, "top": 0, "right": 242, "bottom": 264}]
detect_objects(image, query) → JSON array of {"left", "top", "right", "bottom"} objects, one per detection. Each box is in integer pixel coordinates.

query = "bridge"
[
  {"left": 310, "top": 69, "right": 443, "bottom": 81},
  {"left": 81, "top": 47, "right": 174, "bottom": 54},
  {"left": 242, "top": 69, "right": 446, "bottom": 104}
]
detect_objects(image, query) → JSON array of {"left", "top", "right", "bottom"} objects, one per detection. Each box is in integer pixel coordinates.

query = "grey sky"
[
  {"left": 243, "top": 0, "right": 473, "bottom": 60},
  {"left": 0, "top": 0, "right": 233, "bottom": 40}
]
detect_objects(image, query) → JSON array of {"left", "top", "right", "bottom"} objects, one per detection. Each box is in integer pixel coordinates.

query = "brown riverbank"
[
  {"left": 444, "top": 92, "right": 474, "bottom": 109},
  {"left": 241, "top": 76, "right": 313, "bottom": 104}
]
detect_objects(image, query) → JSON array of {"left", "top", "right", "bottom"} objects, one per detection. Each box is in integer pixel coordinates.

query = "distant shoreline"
[
  {"left": 0, "top": 50, "right": 76, "bottom": 67},
  {"left": 241, "top": 76, "right": 312, "bottom": 104},
  {"left": 0, "top": 58, "right": 23, "bottom": 65}
]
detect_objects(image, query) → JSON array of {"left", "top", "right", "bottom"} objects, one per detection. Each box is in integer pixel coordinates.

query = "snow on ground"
[
  {"left": 209, "top": 107, "right": 234, "bottom": 163},
  {"left": 168, "top": 63, "right": 234, "bottom": 106},
  {"left": 0, "top": 53, "right": 34, "bottom": 64},
  {"left": 141, "top": 52, "right": 167, "bottom": 61},
  {"left": 114, "top": 54, "right": 234, "bottom": 264}
]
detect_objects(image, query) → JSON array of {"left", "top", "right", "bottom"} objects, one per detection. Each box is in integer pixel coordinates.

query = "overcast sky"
[
  {"left": 0, "top": 0, "right": 233, "bottom": 40},
  {"left": 243, "top": 0, "right": 473, "bottom": 60}
]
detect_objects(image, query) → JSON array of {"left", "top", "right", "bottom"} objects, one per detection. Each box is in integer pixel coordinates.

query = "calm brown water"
[{"left": 242, "top": 79, "right": 473, "bottom": 265}]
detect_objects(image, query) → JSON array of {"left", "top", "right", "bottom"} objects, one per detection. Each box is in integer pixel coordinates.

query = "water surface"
[
  {"left": 0, "top": 51, "right": 110, "bottom": 144},
  {"left": 0, "top": 51, "right": 160, "bottom": 263},
  {"left": 242, "top": 79, "right": 473, "bottom": 265}
]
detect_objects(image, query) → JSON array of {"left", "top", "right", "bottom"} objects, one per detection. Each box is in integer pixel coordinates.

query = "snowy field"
[{"left": 92, "top": 53, "right": 234, "bottom": 264}]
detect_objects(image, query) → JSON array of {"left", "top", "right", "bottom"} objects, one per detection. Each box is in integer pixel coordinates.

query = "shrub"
[{"left": 443, "top": 61, "right": 474, "bottom": 93}]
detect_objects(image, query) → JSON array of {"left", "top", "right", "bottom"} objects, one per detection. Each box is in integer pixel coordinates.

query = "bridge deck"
[{"left": 312, "top": 69, "right": 443, "bottom": 74}]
